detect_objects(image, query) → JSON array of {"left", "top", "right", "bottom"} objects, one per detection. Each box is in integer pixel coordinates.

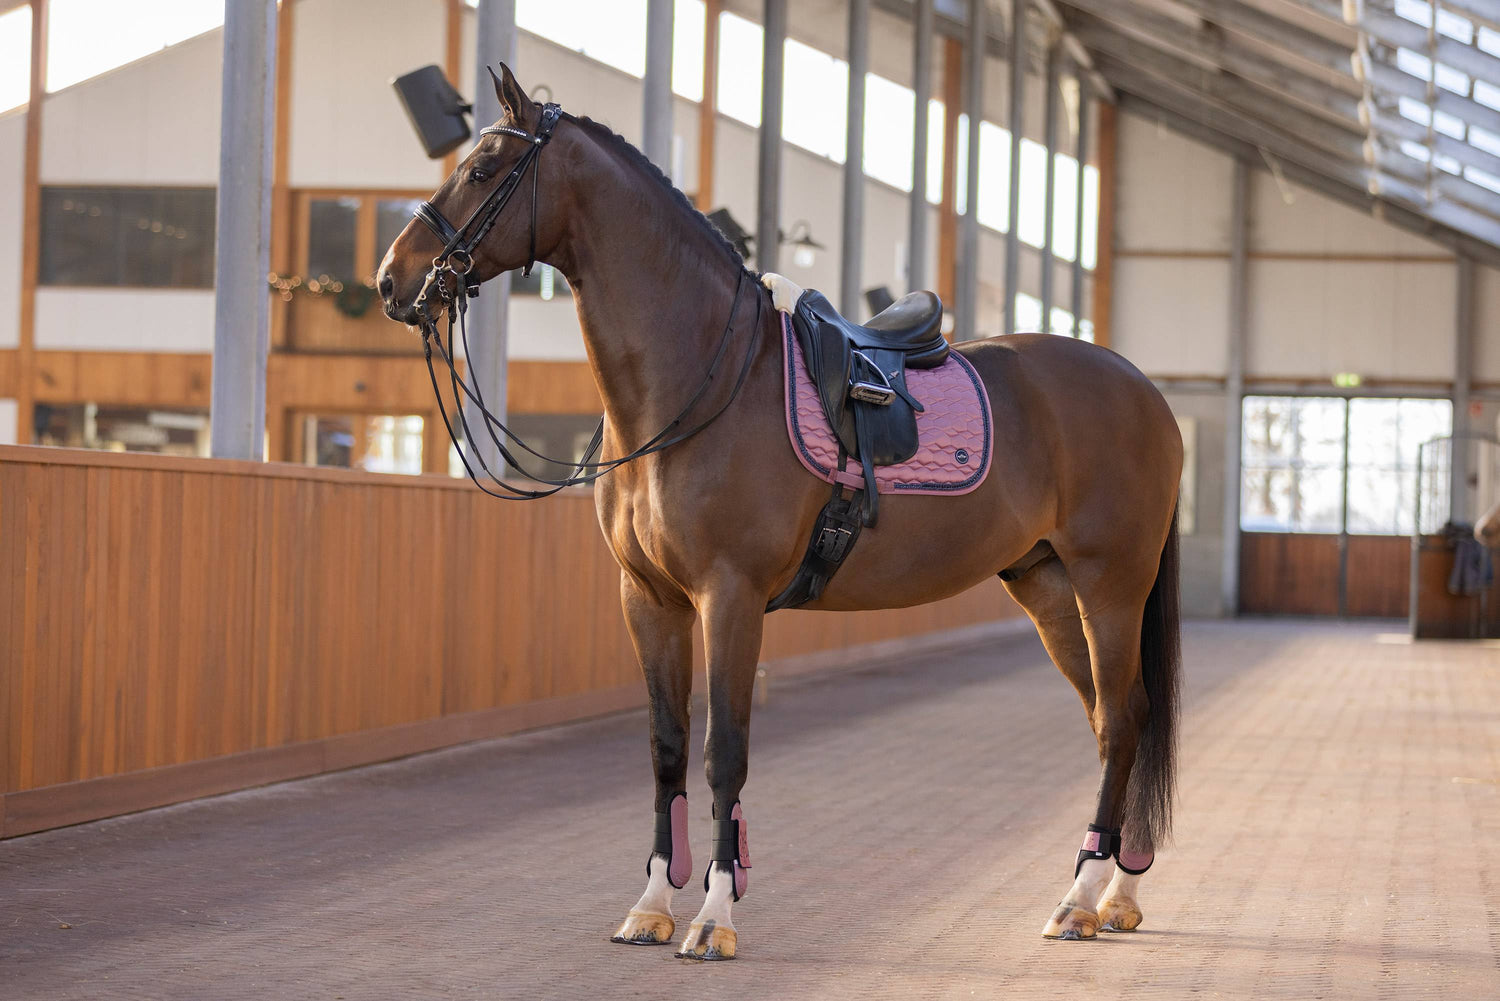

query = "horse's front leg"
[
  {"left": 611, "top": 576, "right": 696, "bottom": 946},
  {"left": 677, "top": 575, "right": 764, "bottom": 961}
]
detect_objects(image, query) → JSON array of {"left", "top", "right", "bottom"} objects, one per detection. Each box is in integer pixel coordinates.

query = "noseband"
[
  {"left": 413, "top": 101, "right": 563, "bottom": 320},
  {"left": 408, "top": 100, "right": 763, "bottom": 502}
]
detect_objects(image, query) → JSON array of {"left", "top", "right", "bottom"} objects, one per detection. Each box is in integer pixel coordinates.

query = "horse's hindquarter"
[{"left": 805, "top": 334, "right": 1183, "bottom": 611}]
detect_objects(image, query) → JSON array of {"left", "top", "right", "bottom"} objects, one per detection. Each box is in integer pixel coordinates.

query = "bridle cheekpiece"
[{"left": 412, "top": 101, "right": 563, "bottom": 324}]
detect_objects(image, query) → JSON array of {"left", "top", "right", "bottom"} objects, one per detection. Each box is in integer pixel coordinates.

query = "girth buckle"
[{"left": 814, "top": 522, "right": 855, "bottom": 562}]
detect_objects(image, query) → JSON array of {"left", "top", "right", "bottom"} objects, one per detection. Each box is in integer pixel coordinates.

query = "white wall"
[
  {"left": 34, "top": 288, "right": 216, "bottom": 352},
  {"left": 0, "top": 398, "right": 16, "bottom": 444},
  {"left": 0, "top": 111, "right": 22, "bottom": 349},
  {"left": 1108, "top": 107, "right": 1500, "bottom": 388},
  {"left": 289, "top": 0, "right": 448, "bottom": 189},
  {"left": 40, "top": 29, "right": 222, "bottom": 184},
  {"left": 1473, "top": 265, "right": 1500, "bottom": 384}
]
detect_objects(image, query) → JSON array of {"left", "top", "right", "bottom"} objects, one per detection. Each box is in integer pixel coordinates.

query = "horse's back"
[{"left": 957, "top": 332, "right": 1183, "bottom": 539}]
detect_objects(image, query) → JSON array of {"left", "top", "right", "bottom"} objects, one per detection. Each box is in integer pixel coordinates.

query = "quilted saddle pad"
[{"left": 780, "top": 312, "right": 993, "bottom": 495}]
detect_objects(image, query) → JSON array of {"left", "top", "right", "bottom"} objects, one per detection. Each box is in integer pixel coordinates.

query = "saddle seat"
[
  {"left": 812, "top": 289, "right": 948, "bottom": 367},
  {"left": 763, "top": 273, "right": 949, "bottom": 528}
]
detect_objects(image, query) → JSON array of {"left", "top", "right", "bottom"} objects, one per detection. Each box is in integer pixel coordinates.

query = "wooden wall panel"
[
  {"left": 1413, "top": 539, "right": 1500, "bottom": 639},
  {"left": 1239, "top": 532, "right": 1341, "bottom": 616},
  {"left": 33, "top": 351, "right": 212, "bottom": 407},
  {"left": 1344, "top": 536, "right": 1412, "bottom": 619},
  {"left": 0, "top": 349, "right": 17, "bottom": 396},
  {"left": 0, "top": 446, "right": 1022, "bottom": 835}
]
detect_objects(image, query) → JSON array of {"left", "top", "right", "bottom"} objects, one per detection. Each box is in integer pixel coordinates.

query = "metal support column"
[
  {"left": 841, "top": 0, "right": 870, "bottom": 316},
  {"left": 1039, "top": 41, "right": 1058, "bottom": 331},
  {"left": 465, "top": 0, "right": 516, "bottom": 472},
  {"left": 757, "top": 0, "right": 787, "bottom": 274},
  {"left": 955, "top": 0, "right": 984, "bottom": 341},
  {"left": 1221, "top": 158, "right": 1250, "bottom": 617},
  {"left": 1070, "top": 80, "right": 1088, "bottom": 337},
  {"left": 1003, "top": 0, "right": 1024, "bottom": 333},
  {"left": 1452, "top": 255, "right": 1476, "bottom": 522},
  {"left": 907, "top": 0, "right": 933, "bottom": 293},
  {"left": 643, "top": 0, "right": 675, "bottom": 169},
  {"left": 210, "top": 0, "right": 278, "bottom": 460}
]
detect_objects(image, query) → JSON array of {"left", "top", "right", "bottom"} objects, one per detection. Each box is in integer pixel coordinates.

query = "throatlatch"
[
  {"left": 1075, "top": 823, "right": 1155, "bottom": 877},
  {"left": 706, "top": 802, "right": 751, "bottom": 901},
  {"left": 651, "top": 793, "right": 692, "bottom": 889}
]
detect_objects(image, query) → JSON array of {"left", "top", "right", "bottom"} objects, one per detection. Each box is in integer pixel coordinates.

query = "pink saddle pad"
[{"left": 780, "top": 313, "right": 992, "bottom": 495}]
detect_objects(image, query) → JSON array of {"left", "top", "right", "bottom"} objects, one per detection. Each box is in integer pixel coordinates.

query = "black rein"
[{"left": 410, "top": 102, "right": 763, "bottom": 500}]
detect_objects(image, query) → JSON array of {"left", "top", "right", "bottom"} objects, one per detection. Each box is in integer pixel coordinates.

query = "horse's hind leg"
[
  {"left": 1054, "top": 527, "right": 1181, "bottom": 939},
  {"left": 611, "top": 577, "right": 696, "bottom": 946},
  {"left": 1005, "top": 550, "right": 1160, "bottom": 940}
]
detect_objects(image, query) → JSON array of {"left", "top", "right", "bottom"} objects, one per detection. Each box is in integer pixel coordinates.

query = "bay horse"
[{"left": 377, "top": 65, "right": 1183, "bottom": 959}]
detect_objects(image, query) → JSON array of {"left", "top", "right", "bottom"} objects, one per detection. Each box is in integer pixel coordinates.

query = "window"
[
  {"left": 375, "top": 198, "right": 423, "bottom": 265},
  {"left": 0, "top": 5, "right": 30, "bottom": 113},
  {"left": 511, "top": 263, "right": 572, "bottom": 300},
  {"left": 1241, "top": 397, "right": 1347, "bottom": 533},
  {"left": 40, "top": 186, "right": 216, "bottom": 288},
  {"left": 1241, "top": 396, "right": 1452, "bottom": 535},
  {"left": 301, "top": 414, "right": 425, "bottom": 475},
  {"left": 306, "top": 197, "right": 360, "bottom": 281},
  {"left": 1346, "top": 398, "right": 1453, "bottom": 534},
  {"left": 34, "top": 402, "right": 209, "bottom": 456}
]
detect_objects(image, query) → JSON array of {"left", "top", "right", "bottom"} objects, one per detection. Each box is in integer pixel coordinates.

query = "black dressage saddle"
[
  {"left": 769, "top": 287, "right": 949, "bottom": 614},
  {"left": 790, "top": 288, "right": 947, "bottom": 519}
]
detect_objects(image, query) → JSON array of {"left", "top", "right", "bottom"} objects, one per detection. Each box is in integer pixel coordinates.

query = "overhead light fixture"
[
  {"left": 783, "top": 220, "right": 824, "bottom": 269},
  {"left": 1333, "top": 372, "right": 1363, "bottom": 388}
]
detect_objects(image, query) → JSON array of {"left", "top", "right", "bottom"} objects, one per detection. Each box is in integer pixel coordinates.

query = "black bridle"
[
  {"left": 413, "top": 102, "right": 565, "bottom": 316},
  {"left": 409, "top": 102, "right": 763, "bottom": 500}
]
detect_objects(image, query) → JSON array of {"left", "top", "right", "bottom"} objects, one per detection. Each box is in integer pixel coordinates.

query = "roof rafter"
[{"left": 1116, "top": 91, "right": 1500, "bottom": 267}]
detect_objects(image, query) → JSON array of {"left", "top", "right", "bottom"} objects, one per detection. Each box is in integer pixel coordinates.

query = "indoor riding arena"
[{"left": 2, "top": 1, "right": 1499, "bottom": 998}]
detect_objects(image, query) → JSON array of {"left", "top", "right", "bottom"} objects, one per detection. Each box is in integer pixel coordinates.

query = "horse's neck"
[{"left": 561, "top": 158, "right": 750, "bottom": 443}]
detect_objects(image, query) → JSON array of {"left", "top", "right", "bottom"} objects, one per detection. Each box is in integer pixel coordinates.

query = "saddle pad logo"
[{"left": 781, "top": 314, "right": 993, "bottom": 496}]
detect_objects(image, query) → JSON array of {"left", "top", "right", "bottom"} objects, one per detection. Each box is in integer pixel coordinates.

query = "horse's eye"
[{"left": 469, "top": 168, "right": 491, "bottom": 184}]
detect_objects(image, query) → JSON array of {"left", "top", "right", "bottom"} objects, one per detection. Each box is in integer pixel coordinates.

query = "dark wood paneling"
[
  {"left": 1345, "top": 536, "right": 1412, "bottom": 619},
  {"left": 1413, "top": 538, "right": 1500, "bottom": 639},
  {"left": 0, "top": 446, "right": 1020, "bottom": 835},
  {"left": 1239, "top": 532, "right": 1341, "bottom": 616},
  {"left": 1242, "top": 532, "right": 1414, "bottom": 618}
]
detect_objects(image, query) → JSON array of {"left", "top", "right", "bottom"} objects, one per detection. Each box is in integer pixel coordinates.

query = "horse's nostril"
[{"left": 378, "top": 272, "right": 395, "bottom": 299}]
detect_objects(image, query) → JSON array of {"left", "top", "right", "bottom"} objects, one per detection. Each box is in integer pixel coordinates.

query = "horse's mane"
[{"left": 564, "top": 113, "right": 752, "bottom": 275}]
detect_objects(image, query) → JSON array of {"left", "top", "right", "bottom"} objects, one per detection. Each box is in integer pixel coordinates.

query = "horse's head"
[
  {"left": 1477, "top": 497, "right": 1500, "bottom": 548},
  {"left": 377, "top": 64, "right": 570, "bottom": 325}
]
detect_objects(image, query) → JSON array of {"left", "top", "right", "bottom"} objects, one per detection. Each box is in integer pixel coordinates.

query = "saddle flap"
[{"left": 852, "top": 349, "right": 920, "bottom": 466}]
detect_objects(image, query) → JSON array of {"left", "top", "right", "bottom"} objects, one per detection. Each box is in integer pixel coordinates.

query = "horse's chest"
[{"left": 597, "top": 477, "right": 682, "bottom": 588}]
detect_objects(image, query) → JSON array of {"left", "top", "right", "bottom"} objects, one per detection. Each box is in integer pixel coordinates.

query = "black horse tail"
[{"left": 1126, "top": 505, "right": 1181, "bottom": 849}]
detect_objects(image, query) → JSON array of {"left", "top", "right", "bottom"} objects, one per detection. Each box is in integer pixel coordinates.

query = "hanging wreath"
[{"left": 267, "top": 273, "right": 380, "bottom": 318}]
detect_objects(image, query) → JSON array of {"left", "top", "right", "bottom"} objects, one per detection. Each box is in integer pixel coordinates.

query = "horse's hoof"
[
  {"left": 610, "top": 910, "right": 675, "bottom": 945},
  {"left": 1042, "top": 903, "right": 1100, "bottom": 940},
  {"left": 675, "top": 920, "right": 736, "bottom": 960},
  {"left": 1098, "top": 897, "right": 1143, "bottom": 932}
]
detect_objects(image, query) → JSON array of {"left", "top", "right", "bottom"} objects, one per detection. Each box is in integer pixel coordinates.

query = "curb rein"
[{"left": 412, "top": 101, "right": 762, "bottom": 500}]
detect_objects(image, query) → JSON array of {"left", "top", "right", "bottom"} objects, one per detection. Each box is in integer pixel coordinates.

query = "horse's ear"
[{"left": 489, "top": 63, "right": 531, "bottom": 120}]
